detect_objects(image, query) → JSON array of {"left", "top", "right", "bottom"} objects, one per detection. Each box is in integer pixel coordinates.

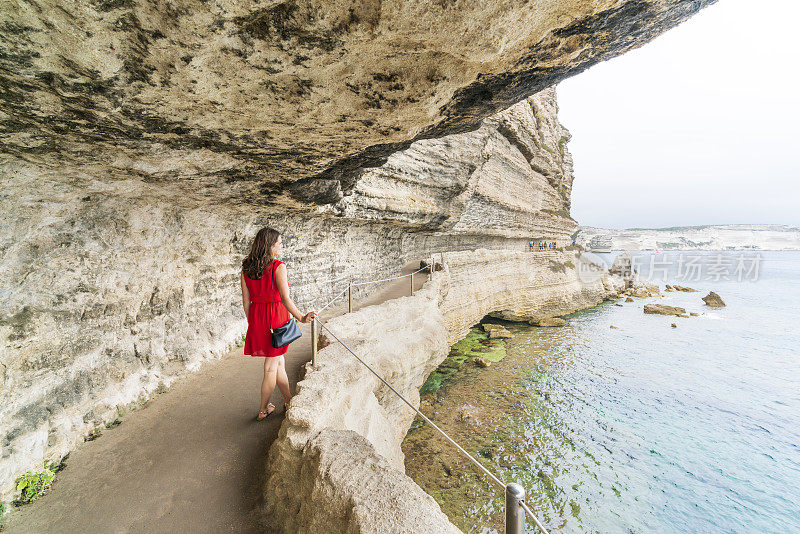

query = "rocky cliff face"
[
  {"left": 1, "top": 0, "right": 715, "bottom": 507},
  {"left": 0, "top": 87, "right": 575, "bottom": 503}
]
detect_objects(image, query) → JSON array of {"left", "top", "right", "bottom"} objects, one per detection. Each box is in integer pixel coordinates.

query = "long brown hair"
[{"left": 242, "top": 227, "right": 280, "bottom": 280}]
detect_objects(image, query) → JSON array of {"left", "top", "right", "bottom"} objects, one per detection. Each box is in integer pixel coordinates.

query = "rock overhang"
[{"left": 2, "top": 0, "right": 716, "bottom": 210}]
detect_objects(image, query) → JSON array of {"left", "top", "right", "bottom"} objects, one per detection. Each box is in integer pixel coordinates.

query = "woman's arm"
[
  {"left": 240, "top": 271, "right": 250, "bottom": 319},
  {"left": 274, "top": 263, "right": 316, "bottom": 323}
]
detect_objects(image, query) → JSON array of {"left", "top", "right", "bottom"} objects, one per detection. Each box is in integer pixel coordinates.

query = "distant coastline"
[{"left": 576, "top": 224, "right": 800, "bottom": 251}]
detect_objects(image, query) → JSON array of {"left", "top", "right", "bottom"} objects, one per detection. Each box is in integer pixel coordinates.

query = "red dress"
[{"left": 244, "top": 259, "right": 291, "bottom": 357}]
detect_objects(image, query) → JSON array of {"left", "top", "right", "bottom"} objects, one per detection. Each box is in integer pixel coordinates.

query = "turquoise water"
[
  {"left": 405, "top": 250, "right": 800, "bottom": 533},
  {"left": 536, "top": 251, "right": 800, "bottom": 533}
]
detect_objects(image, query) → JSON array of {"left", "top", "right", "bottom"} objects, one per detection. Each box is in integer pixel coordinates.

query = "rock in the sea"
[
  {"left": 702, "top": 291, "right": 726, "bottom": 307},
  {"left": 644, "top": 304, "right": 687, "bottom": 316},
  {"left": 646, "top": 285, "right": 662, "bottom": 297},
  {"left": 673, "top": 285, "right": 698, "bottom": 292},
  {"left": 610, "top": 325, "right": 619, "bottom": 329},
  {"left": 625, "top": 297, "right": 634, "bottom": 303},
  {"left": 474, "top": 357, "right": 492, "bottom": 368},
  {"left": 530, "top": 317, "right": 566, "bottom": 327},
  {"left": 671, "top": 323, "right": 677, "bottom": 328},
  {"left": 690, "top": 312, "right": 699, "bottom": 316},
  {"left": 615, "top": 303, "right": 624, "bottom": 307},
  {"left": 488, "top": 327, "right": 513, "bottom": 339}
]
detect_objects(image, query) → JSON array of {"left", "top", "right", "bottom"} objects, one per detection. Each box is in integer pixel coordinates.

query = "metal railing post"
[
  {"left": 410, "top": 271, "right": 414, "bottom": 295},
  {"left": 348, "top": 282, "right": 352, "bottom": 313},
  {"left": 505, "top": 483, "right": 526, "bottom": 534},
  {"left": 311, "top": 318, "right": 318, "bottom": 366}
]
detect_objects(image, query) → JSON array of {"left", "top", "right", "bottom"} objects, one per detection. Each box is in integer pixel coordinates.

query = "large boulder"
[
  {"left": 702, "top": 291, "right": 726, "bottom": 307},
  {"left": 673, "top": 285, "right": 698, "bottom": 292},
  {"left": 489, "top": 311, "right": 534, "bottom": 323},
  {"left": 488, "top": 327, "right": 513, "bottom": 339},
  {"left": 644, "top": 304, "right": 687, "bottom": 316}
]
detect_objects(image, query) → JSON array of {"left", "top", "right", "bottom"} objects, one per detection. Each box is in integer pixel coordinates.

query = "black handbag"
[{"left": 268, "top": 260, "right": 302, "bottom": 348}]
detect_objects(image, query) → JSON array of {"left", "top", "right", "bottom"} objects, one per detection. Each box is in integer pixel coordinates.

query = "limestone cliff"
[{"left": 336, "top": 88, "right": 576, "bottom": 238}]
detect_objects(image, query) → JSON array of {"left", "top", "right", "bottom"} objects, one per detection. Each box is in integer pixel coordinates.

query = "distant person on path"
[{"left": 240, "top": 227, "right": 316, "bottom": 421}]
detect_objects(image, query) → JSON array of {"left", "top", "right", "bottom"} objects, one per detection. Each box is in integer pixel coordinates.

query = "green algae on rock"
[{"left": 420, "top": 325, "right": 508, "bottom": 395}]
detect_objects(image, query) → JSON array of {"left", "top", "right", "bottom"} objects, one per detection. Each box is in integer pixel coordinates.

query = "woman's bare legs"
[
  {"left": 259, "top": 357, "right": 280, "bottom": 415},
  {"left": 275, "top": 356, "right": 292, "bottom": 406}
]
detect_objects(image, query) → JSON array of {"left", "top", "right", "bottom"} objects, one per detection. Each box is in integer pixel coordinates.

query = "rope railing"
[
  {"left": 316, "top": 286, "right": 350, "bottom": 314},
  {"left": 313, "top": 263, "right": 431, "bottom": 316},
  {"left": 304, "top": 254, "right": 550, "bottom": 534},
  {"left": 351, "top": 264, "right": 429, "bottom": 287}
]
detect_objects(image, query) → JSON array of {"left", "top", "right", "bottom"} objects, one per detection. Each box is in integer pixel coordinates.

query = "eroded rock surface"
[{"left": 3, "top": 0, "right": 714, "bottom": 207}]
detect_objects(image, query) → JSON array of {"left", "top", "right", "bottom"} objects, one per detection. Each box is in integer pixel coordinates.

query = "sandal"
[{"left": 256, "top": 403, "right": 276, "bottom": 421}]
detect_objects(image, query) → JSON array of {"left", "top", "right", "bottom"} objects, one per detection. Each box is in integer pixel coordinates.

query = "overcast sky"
[{"left": 558, "top": 0, "right": 800, "bottom": 230}]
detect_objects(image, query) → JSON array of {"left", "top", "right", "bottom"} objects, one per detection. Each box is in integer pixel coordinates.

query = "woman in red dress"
[{"left": 240, "top": 227, "right": 316, "bottom": 421}]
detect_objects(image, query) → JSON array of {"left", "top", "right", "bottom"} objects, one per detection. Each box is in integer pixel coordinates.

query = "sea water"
[{"left": 402, "top": 251, "right": 800, "bottom": 533}]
